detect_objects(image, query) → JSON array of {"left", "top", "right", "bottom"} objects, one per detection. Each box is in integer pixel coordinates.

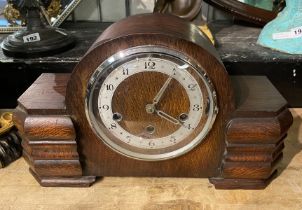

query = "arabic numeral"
[
  {"left": 101, "top": 105, "right": 109, "bottom": 111},
  {"left": 170, "top": 136, "right": 177, "bottom": 144},
  {"left": 27, "top": 36, "right": 37, "bottom": 42},
  {"left": 126, "top": 136, "right": 131, "bottom": 143},
  {"left": 145, "top": 61, "right": 156, "bottom": 69},
  {"left": 186, "top": 124, "right": 194, "bottom": 130},
  {"left": 294, "top": 28, "right": 302, "bottom": 35},
  {"left": 149, "top": 141, "right": 155, "bottom": 147},
  {"left": 109, "top": 123, "right": 117, "bottom": 129},
  {"left": 122, "top": 68, "right": 129, "bottom": 75},
  {"left": 172, "top": 68, "right": 177, "bottom": 75},
  {"left": 193, "top": 104, "right": 201, "bottom": 111},
  {"left": 188, "top": 84, "right": 197, "bottom": 91},
  {"left": 106, "top": 84, "right": 114, "bottom": 90}
]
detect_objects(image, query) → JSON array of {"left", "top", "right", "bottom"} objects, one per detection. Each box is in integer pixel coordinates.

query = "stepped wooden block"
[{"left": 13, "top": 73, "right": 292, "bottom": 189}]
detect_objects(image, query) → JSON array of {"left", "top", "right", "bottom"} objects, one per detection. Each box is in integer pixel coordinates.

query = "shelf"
[{"left": 0, "top": 21, "right": 301, "bottom": 107}]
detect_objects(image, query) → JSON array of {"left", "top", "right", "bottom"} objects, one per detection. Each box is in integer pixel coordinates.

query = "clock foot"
[
  {"left": 30, "top": 168, "right": 96, "bottom": 187},
  {"left": 15, "top": 112, "right": 96, "bottom": 187},
  {"left": 209, "top": 170, "right": 277, "bottom": 190}
]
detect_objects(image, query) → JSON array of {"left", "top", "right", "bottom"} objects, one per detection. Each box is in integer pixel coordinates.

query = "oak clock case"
[
  {"left": 15, "top": 13, "right": 293, "bottom": 189},
  {"left": 66, "top": 13, "right": 233, "bottom": 178}
]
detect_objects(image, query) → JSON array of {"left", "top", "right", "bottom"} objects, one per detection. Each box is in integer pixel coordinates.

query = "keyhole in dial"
[
  {"left": 179, "top": 113, "right": 188, "bottom": 122},
  {"left": 113, "top": 113, "right": 122, "bottom": 122},
  {"left": 146, "top": 125, "right": 155, "bottom": 134}
]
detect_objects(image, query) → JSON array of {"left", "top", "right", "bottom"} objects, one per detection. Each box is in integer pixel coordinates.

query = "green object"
[
  {"left": 258, "top": 0, "right": 302, "bottom": 54},
  {"left": 238, "top": 0, "right": 274, "bottom": 11}
]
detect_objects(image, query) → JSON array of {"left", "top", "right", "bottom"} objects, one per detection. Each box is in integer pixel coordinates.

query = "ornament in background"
[
  {"left": 1, "top": 0, "right": 75, "bottom": 57},
  {"left": 154, "top": 0, "right": 215, "bottom": 44},
  {"left": 258, "top": 0, "right": 302, "bottom": 54},
  {"left": 0, "top": 112, "right": 22, "bottom": 168}
]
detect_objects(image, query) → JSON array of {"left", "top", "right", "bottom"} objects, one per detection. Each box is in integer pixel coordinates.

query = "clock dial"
[{"left": 86, "top": 46, "right": 218, "bottom": 161}]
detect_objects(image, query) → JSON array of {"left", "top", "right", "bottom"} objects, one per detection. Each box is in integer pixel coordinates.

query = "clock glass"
[{"left": 86, "top": 46, "right": 218, "bottom": 161}]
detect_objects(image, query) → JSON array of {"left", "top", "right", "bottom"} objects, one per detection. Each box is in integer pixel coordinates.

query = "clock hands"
[
  {"left": 145, "top": 104, "right": 182, "bottom": 125},
  {"left": 145, "top": 75, "right": 183, "bottom": 125},
  {"left": 152, "top": 76, "right": 173, "bottom": 106},
  {"left": 155, "top": 110, "right": 181, "bottom": 125}
]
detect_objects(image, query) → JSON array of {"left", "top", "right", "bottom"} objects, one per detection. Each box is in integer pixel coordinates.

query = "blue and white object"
[{"left": 258, "top": 0, "right": 302, "bottom": 54}]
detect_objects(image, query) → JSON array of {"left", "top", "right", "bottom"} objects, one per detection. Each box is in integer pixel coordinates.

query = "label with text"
[
  {"left": 23, "top": 33, "right": 41, "bottom": 43},
  {"left": 272, "top": 26, "right": 302, "bottom": 40}
]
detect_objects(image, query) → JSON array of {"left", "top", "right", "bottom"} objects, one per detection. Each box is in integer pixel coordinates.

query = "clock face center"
[
  {"left": 111, "top": 71, "right": 189, "bottom": 139},
  {"left": 145, "top": 104, "right": 155, "bottom": 114}
]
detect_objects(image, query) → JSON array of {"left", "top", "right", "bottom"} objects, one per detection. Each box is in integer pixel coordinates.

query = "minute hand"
[{"left": 152, "top": 76, "right": 173, "bottom": 105}]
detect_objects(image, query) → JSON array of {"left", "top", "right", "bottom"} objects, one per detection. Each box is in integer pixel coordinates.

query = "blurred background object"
[
  {"left": 153, "top": 0, "right": 202, "bottom": 21},
  {"left": 0, "top": 0, "right": 81, "bottom": 33},
  {"left": 154, "top": 0, "right": 215, "bottom": 44},
  {"left": 204, "top": 0, "right": 285, "bottom": 26},
  {"left": 258, "top": 0, "right": 302, "bottom": 54},
  {"left": 1, "top": 0, "right": 75, "bottom": 57},
  {"left": 0, "top": 112, "right": 22, "bottom": 168}
]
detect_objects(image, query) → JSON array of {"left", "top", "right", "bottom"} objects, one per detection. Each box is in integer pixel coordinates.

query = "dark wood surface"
[
  {"left": 66, "top": 14, "right": 234, "bottom": 179},
  {"left": 30, "top": 169, "right": 96, "bottom": 187},
  {"left": 22, "top": 116, "right": 82, "bottom": 176},
  {"left": 16, "top": 71, "right": 293, "bottom": 189},
  {"left": 231, "top": 76, "right": 287, "bottom": 117},
  {"left": 12, "top": 14, "right": 293, "bottom": 189},
  {"left": 17, "top": 73, "right": 69, "bottom": 115},
  {"left": 18, "top": 74, "right": 289, "bottom": 121},
  {"left": 204, "top": 0, "right": 279, "bottom": 26},
  {"left": 16, "top": 72, "right": 292, "bottom": 189}
]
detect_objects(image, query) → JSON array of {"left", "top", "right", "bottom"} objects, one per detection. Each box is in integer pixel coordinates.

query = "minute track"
[{"left": 86, "top": 46, "right": 218, "bottom": 161}]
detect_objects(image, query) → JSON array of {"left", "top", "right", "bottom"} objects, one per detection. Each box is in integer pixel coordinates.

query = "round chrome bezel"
[{"left": 85, "top": 45, "right": 218, "bottom": 161}]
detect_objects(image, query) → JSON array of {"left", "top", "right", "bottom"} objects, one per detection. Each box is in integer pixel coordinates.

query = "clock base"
[
  {"left": 14, "top": 73, "right": 292, "bottom": 189},
  {"left": 210, "top": 170, "right": 278, "bottom": 190},
  {"left": 30, "top": 168, "right": 96, "bottom": 187}
]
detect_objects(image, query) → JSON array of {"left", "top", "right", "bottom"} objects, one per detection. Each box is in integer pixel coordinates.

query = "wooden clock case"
[{"left": 14, "top": 14, "right": 293, "bottom": 189}]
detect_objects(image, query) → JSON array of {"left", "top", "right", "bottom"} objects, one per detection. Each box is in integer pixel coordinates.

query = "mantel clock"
[{"left": 14, "top": 14, "right": 293, "bottom": 189}]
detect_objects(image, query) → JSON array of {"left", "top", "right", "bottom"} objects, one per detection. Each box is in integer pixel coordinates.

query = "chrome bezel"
[{"left": 85, "top": 45, "right": 218, "bottom": 161}]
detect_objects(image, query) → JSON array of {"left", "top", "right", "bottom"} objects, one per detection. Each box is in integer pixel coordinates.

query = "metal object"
[
  {"left": 0, "top": 0, "right": 82, "bottom": 33},
  {"left": 0, "top": 112, "right": 14, "bottom": 136},
  {"left": 154, "top": 0, "right": 202, "bottom": 21},
  {"left": 1, "top": 0, "right": 75, "bottom": 57},
  {"left": 0, "top": 130, "right": 22, "bottom": 168},
  {"left": 50, "top": 0, "right": 82, "bottom": 27},
  {"left": 153, "top": 0, "right": 215, "bottom": 44},
  {"left": 0, "top": 112, "right": 22, "bottom": 169},
  {"left": 85, "top": 46, "right": 218, "bottom": 161},
  {"left": 3, "top": 2, "right": 25, "bottom": 26}
]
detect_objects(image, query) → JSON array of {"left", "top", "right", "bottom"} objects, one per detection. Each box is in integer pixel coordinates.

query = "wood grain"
[
  {"left": 17, "top": 73, "right": 69, "bottom": 115},
  {"left": 66, "top": 13, "right": 234, "bottom": 178},
  {"left": 24, "top": 116, "right": 75, "bottom": 141},
  {"left": 16, "top": 71, "right": 293, "bottom": 188},
  {"left": 30, "top": 168, "right": 95, "bottom": 187},
  {"left": 17, "top": 115, "right": 95, "bottom": 186},
  {"left": 14, "top": 13, "right": 293, "bottom": 189},
  {"left": 227, "top": 109, "right": 292, "bottom": 144},
  {"left": 1, "top": 108, "right": 302, "bottom": 209}
]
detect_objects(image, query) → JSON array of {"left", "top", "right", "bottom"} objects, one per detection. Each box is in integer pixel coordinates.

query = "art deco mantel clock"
[{"left": 14, "top": 13, "right": 293, "bottom": 189}]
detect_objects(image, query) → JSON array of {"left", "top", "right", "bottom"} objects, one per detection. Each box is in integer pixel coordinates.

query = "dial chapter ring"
[{"left": 85, "top": 46, "right": 218, "bottom": 161}]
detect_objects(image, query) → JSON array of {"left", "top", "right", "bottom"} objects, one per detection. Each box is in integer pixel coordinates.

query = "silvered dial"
[{"left": 86, "top": 46, "right": 218, "bottom": 161}]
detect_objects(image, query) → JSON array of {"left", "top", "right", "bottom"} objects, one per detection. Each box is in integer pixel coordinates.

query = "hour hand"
[{"left": 155, "top": 110, "right": 181, "bottom": 125}]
